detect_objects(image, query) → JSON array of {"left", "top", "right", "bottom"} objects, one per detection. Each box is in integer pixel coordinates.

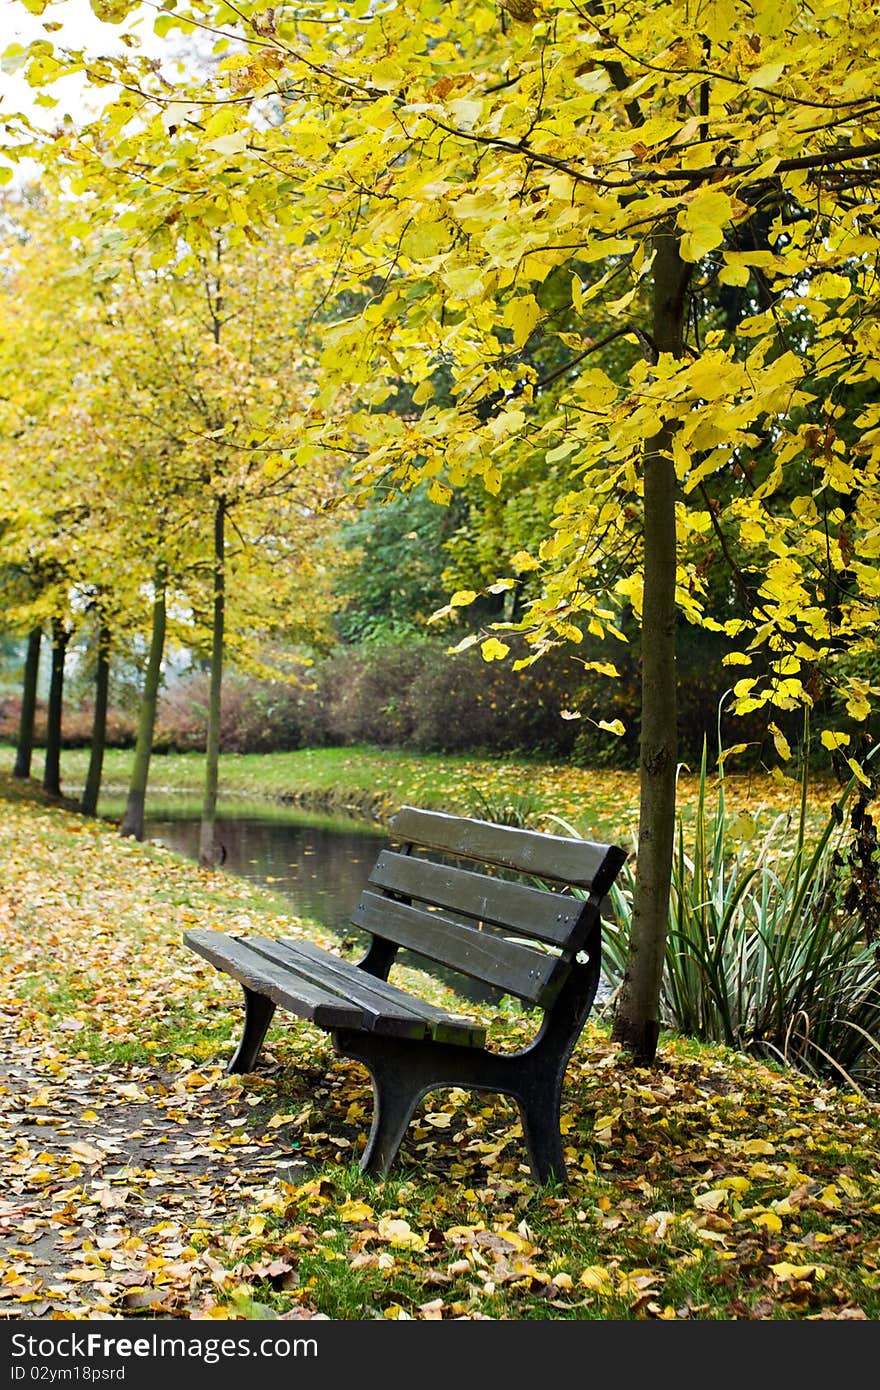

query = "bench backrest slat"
[
  {"left": 369, "top": 850, "right": 591, "bottom": 950},
  {"left": 351, "top": 891, "right": 568, "bottom": 1006},
  {"left": 389, "top": 806, "right": 627, "bottom": 894}
]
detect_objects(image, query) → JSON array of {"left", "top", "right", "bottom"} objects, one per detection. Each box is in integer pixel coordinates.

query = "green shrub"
[{"left": 561, "top": 743, "right": 880, "bottom": 1089}]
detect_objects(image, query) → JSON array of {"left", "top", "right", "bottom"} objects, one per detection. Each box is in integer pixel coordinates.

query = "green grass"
[{"left": 5, "top": 741, "right": 839, "bottom": 847}]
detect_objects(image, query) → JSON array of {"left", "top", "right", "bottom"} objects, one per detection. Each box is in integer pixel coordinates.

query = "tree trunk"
[
  {"left": 611, "top": 227, "right": 692, "bottom": 1065},
  {"left": 81, "top": 625, "right": 111, "bottom": 817},
  {"left": 121, "top": 568, "right": 167, "bottom": 840},
  {"left": 42, "top": 621, "right": 68, "bottom": 798},
  {"left": 199, "top": 495, "right": 226, "bottom": 867},
  {"left": 13, "top": 627, "right": 41, "bottom": 780}
]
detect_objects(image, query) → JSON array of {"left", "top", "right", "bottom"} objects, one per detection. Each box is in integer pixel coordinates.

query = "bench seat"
[{"left": 185, "top": 929, "right": 487, "bottom": 1047}]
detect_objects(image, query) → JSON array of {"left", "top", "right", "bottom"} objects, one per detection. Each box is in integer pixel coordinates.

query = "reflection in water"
[
  {"left": 144, "top": 808, "right": 498, "bottom": 1002},
  {"left": 146, "top": 811, "right": 386, "bottom": 940}
]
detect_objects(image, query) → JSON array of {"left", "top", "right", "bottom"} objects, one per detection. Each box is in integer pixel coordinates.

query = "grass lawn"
[
  {"left": 1, "top": 768, "right": 877, "bottom": 1322},
  {"left": 35, "top": 743, "right": 843, "bottom": 849}
]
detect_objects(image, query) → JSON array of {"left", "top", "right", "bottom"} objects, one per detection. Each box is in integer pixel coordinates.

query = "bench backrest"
[{"left": 350, "top": 806, "right": 627, "bottom": 1009}]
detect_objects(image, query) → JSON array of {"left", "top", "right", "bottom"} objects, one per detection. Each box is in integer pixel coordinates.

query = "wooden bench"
[{"left": 184, "top": 805, "right": 626, "bottom": 1185}]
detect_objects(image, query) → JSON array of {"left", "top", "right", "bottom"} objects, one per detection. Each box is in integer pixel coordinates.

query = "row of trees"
[
  {"left": 0, "top": 196, "right": 345, "bottom": 859},
  {"left": 2, "top": 0, "right": 878, "bottom": 1061}
]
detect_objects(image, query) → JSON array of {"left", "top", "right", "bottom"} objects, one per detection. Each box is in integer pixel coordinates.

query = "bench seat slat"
[
  {"left": 370, "top": 851, "right": 593, "bottom": 949},
  {"left": 351, "top": 891, "right": 567, "bottom": 1006},
  {"left": 242, "top": 937, "right": 428, "bottom": 1039},
  {"left": 184, "top": 929, "right": 366, "bottom": 1030},
  {"left": 390, "top": 806, "right": 627, "bottom": 893},
  {"left": 266, "top": 938, "right": 485, "bottom": 1046},
  {"left": 278, "top": 938, "right": 485, "bottom": 1046}
]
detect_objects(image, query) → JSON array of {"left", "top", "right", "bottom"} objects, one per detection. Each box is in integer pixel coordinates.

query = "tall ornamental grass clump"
[{"left": 557, "top": 744, "right": 880, "bottom": 1089}]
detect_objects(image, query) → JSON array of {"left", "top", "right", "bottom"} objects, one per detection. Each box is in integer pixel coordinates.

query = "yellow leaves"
[
  {"left": 592, "top": 1111, "right": 619, "bottom": 1143},
  {"left": 694, "top": 1188, "right": 728, "bottom": 1211},
  {"left": 503, "top": 295, "right": 543, "bottom": 349},
  {"left": 596, "top": 718, "right": 626, "bottom": 737},
  {"left": 844, "top": 685, "right": 872, "bottom": 722},
  {"left": 751, "top": 1211, "right": 783, "bottom": 1233},
  {"left": 202, "top": 132, "right": 249, "bottom": 157},
  {"left": 68, "top": 1140, "right": 106, "bottom": 1165},
  {"left": 810, "top": 272, "right": 852, "bottom": 302},
  {"left": 370, "top": 58, "right": 406, "bottom": 91},
  {"left": 90, "top": 0, "right": 136, "bottom": 21},
  {"left": 481, "top": 637, "right": 510, "bottom": 662},
  {"left": 401, "top": 220, "right": 453, "bottom": 262},
  {"left": 677, "top": 189, "right": 735, "bottom": 263},
  {"left": 820, "top": 730, "right": 850, "bottom": 752},
  {"left": 447, "top": 97, "right": 484, "bottom": 131},
  {"left": 741, "top": 1139, "right": 776, "bottom": 1156},
  {"left": 423, "top": 1110, "right": 454, "bottom": 1128},
  {"left": 339, "top": 1199, "right": 375, "bottom": 1223},
  {"left": 441, "top": 266, "right": 486, "bottom": 300},
  {"left": 770, "top": 1261, "right": 826, "bottom": 1282},
  {"left": 376, "top": 1217, "right": 426, "bottom": 1251},
  {"left": 717, "top": 257, "right": 751, "bottom": 288},
  {"left": 511, "top": 550, "right": 541, "bottom": 573},
  {"left": 746, "top": 61, "right": 787, "bottom": 89},
  {"left": 427, "top": 480, "right": 452, "bottom": 505},
  {"left": 729, "top": 811, "right": 756, "bottom": 842}
]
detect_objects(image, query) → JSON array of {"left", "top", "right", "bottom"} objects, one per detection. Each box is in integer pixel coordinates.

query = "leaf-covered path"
[{"left": 2, "top": 775, "right": 879, "bottom": 1321}]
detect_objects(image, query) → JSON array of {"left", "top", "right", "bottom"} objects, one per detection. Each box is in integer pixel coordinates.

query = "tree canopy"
[{"left": 2, "top": 0, "right": 878, "bottom": 1058}]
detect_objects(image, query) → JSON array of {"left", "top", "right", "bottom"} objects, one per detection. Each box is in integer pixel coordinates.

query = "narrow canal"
[{"left": 144, "top": 803, "right": 387, "bottom": 941}]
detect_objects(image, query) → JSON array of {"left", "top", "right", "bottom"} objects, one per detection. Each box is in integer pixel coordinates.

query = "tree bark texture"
[
  {"left": 81, "top": 626, "right": 111, "bottom": 817},
  {"left": 199, "top": 496, "right": 226, "bottom": 867},
  {"left": 121, "top": 569, "right": 167, "bottom": 840},
  {"left": 42, "top": 621, "right": 68, "bottom": 798},
  {"left": 611, "top": 226, "right": 692, "bottom": 1065},
  {"left": 14, "top": 627, "right": 41, "bottom": 780}
]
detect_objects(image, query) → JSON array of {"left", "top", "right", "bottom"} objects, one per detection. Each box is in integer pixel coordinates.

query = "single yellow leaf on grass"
[
  {"left": 694, "top": 1188, "right": 728, "bottom": 1211},
  {"left": 752, "top": 1211, "right": 783, "bottom": 1233},
  {"left": 423, "top": 1112, "right": 453, "bottom": 1128},
  {"left": 742, "top": 1139, "right": 776, "bottom": 1155},
  {"left": 339, "top": 1200, "right": 375, "bottom": 1223},
  {"left": 770, "top": 1261, "right": 821, "bottom": 1281},
  {"left": 377, "top": 1217, "right": 426, "bottom": 1251}
]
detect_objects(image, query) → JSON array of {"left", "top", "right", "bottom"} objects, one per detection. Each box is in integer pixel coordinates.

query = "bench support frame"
[{"left": 188, "top": 803, "right": 628, "bottom": 1188}]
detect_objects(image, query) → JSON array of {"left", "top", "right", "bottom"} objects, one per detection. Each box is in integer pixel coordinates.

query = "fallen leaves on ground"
[{"left": 0, "top": 772, "right": 877, "bottom": 1322}]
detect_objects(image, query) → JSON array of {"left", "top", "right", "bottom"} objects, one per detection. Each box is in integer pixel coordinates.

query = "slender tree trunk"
[
  {"left": 13, "top": 627, "right": 41, "bottom": 780},
  {"left": 42, "top": 621, "right": 68, "bottom": 798},
  {"left": 81, "top": 625, "right": 111, "bottom": 817},
  {"left": 612, "top": 227, "right": 692, "bottom": 1065},
  {"left": 121, "top": 568, "right": 167, "bottom": 840},
  {"left": 199, "top": 495, "right": 225, "bottom": 867}
]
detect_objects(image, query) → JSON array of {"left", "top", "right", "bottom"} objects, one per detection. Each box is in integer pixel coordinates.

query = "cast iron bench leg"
[
  {"left": 339, "top": 1037, "right": 435, "bottom": 1177},
  {"left": 513, "top": 1077, "right": 567, "bottom": 1185},
  {"left": 228, "top": 987, "right": 276, "bottom": 1073}
]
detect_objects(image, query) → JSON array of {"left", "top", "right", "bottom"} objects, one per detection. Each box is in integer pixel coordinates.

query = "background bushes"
[{"left": 1, "top": 634, "right": 812, "bottom": 768}]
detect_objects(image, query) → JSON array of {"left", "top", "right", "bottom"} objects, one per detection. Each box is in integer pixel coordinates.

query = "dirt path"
[{"left": 1, "top": 1022, "right": 327, "bottom": 1319}]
